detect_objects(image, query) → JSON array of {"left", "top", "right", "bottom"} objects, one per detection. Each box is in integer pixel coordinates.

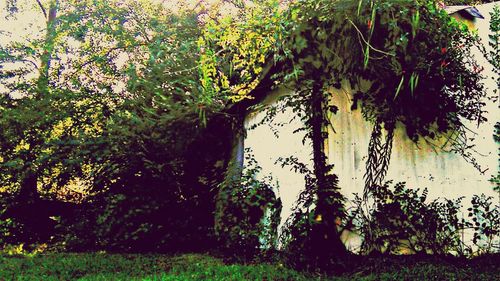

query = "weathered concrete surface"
[{"left": 244, "top": 3, "right": 499, "bottom": 251}]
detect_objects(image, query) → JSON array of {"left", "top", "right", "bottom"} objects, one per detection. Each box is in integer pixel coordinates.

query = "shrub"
[
  {"left": 466, "top": 194, "right": 500, "bottom": 254},
  {"left": 54, "top": 114, "right": 233, "bottom": 253},
  {"left": 349, "top": 182, "right": 465, "bottom": 255},
  {"left": 347, "top": 182, "right": 500, "bottom": 257},
  {"left": 215, "top": 150, "right": 282, "bottom": 261},
  {"left": 0, "top": 192, "right": 57, "bottom": 247},
  {"left": 278, "top": 156, "right": 348, "bottom": 273}
]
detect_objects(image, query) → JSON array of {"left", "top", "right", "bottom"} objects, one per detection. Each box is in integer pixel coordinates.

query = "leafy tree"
[
  {"left": 198, "top": 0, "right": 287, "bottom": 105},
  {"left": 65, "top": 1, "right": 235, "bottom": 252},
  {"left": 1, "top": 0, "right": 67, "bottom": 242},
  {"left": 0, "top": 0, "right": 227, "bottom": 249},
  {"left": 285, "top": 0, "right": 486, "bottom": 268}
]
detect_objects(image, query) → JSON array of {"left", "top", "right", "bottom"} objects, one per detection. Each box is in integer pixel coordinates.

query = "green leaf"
[{"left": 394, "top": 75, "right": 405, "bottom": 100}]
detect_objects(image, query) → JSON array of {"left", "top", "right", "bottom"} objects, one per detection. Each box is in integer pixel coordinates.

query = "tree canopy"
[{"left": 0, "top": 0, "right": 225, "bottom": 249}]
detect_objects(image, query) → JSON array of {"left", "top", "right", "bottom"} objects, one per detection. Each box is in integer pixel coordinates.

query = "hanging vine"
[{"left": 363, "top": 119, "right": 395, "bottom": 198}]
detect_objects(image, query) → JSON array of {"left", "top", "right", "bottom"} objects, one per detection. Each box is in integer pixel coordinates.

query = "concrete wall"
[
  {"left": 243, "top": 3, "right": 499, "bottom": 251},
  {"left": 244, "top": 87, "right": 314, "bottom": 233}
]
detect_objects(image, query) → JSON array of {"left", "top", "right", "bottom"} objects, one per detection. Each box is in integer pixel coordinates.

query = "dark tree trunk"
[
  {"left": 12, "top": 167, "right": 52, "bottom": 243},
  {"left": 10, "top": 0, "right": 60, "bottom": 243},
  {"left": 19, "top": 0, "right": 59, "bottom": 203},
  {"left": 308, "top": 78, "right": 347, "bottom": 269},
  {"left": 18, "top": 168, "right": 39, "bottom": 204}
]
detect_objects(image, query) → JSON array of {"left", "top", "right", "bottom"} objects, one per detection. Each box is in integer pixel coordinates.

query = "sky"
[{"left": 0, "top": 0, "right": 46, "bottom": 44}]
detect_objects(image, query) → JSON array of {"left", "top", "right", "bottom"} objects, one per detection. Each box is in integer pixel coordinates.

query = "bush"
[
  {"left": 0, "top": 192, "right": 58, "bottom": 247},
  {"left": 56, "top": 173, "right": 220, "bottom": 253},
  {"left": 277, "top": 156, "right": 348, "bottom": 273},
  {"left": 347, "top": 182, "right": 500, "bottom": 256},
  {"left": 348, "top": 182, "right": 464, "bottom": 255},
  {"left": 215, "top": 150, "right": 282, "bottom": 261},
  {"left": 0, "top": 194, "right": 22, "bottom": 246},
  {"left": 466, "top": 194, "right": 500, "bottom": 254},
  {"left": 54, "top": 113, "right": 234, "bottom": 253}
]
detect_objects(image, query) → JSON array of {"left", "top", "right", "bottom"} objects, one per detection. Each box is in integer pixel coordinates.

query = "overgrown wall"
[{"left": 243, "top": 3, "right": 499, "bottom": 249}]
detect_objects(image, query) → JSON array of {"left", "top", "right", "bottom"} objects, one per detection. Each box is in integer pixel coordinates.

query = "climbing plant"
[
  {"left": 484, "top": 4, "right": 500, "bottom": 192},
  {"left": 281, "top": 0, "right": 486, "bottom": 268},
  {"left": 202, "top": 0, "right": 490, "bottom": 269}
]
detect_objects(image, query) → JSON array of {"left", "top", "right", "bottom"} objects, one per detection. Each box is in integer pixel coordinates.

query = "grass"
[
  {"left": 0, "top": 252, "right": 499, "bottom": 280},
  {"left": 0, "top": 253, "right": 310, "bottom": 281}
]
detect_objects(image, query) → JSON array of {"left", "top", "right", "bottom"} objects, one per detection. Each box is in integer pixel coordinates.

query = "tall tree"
[
  {"left": 18, "top": 0, "right": 58, "bottom": 204},
  {"left": 1, "top": 0, "right": 221, "bottom": 248}
]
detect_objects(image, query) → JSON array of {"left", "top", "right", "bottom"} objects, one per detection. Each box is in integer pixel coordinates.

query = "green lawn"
[{"left": 0, "top": 252, "right": 498, "bottom": 280}]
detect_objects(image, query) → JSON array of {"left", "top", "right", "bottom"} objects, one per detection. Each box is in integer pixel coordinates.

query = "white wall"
[
  {"left": 243, "top": 3, "right": 499, "bottom": 250},
  {"left": 244, "top": 88, "right": 313, "bottom": 233}
]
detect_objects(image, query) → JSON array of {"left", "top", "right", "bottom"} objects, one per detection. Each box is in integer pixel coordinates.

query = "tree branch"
[
  {"left": 35, "top": 0, "right": 47, "bottom": 19},
  {"left": 347, "top": 18, "right": 395, "bottom": 57}
]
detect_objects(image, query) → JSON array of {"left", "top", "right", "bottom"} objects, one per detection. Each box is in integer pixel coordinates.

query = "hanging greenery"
[
  {"left": 201, "top": 0, "right": 491, "bottom": 269},
  {"left": 201, "top": 0, "right": 488, "bottom": 169},
  {"left": 281, "top": 0, "right": 486, "bottom": 138}
]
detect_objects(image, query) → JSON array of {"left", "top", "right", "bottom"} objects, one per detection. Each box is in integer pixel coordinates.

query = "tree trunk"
[
  {"left": 309, "top": 78, "right": 347, "bottom": 269},
  {"left": 18, "top": 167, "right": 39, "bottom": 204},
  {"left": 37, "top": 0, "right": 58, "bottom": 96},
  {"left": 19, "top": 0, "right": 59, "bottom": 199},
  {"left": 14, "top": 0, "right": 59, "bottom": 242}
]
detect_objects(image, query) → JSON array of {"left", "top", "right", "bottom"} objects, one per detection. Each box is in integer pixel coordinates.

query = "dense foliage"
[
  {"left": 0, "top": 0, "right": 231, "bottom": 252},
  {"left": 0, "top": 0, "right": 498, "bottom": 275},
  {"left": 215, "top": 151, "right": 282, "bottom": 260},
  {"left": 198, "top": 0, "right": 286, "bottom": 104},
  {"left": 351, "top": 182, "right": 461, "bottom": 255},
  {"left": 279, "top": 0, "right": 487, "bottom": 141},
  {"left": 201, "top": 0, "right": 494, "bottom": 270}
]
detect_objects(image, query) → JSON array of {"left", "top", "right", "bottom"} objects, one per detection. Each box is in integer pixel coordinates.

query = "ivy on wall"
[{"left": 203, "top": 0, "right": 493, "bottom": 268}]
